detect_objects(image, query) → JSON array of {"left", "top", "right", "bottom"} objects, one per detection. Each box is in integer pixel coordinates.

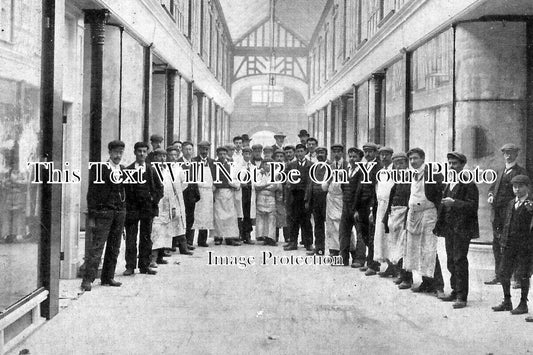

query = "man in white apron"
[{"left": 192, "top": 141, "right": 216, "bottom": 247}]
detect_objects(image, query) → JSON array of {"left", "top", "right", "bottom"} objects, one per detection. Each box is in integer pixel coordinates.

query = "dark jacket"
[
  {"left": 501, "top": 197, "right": 533, "bottom": 248},
  {"left": 420, "top": 165, "right": 444, "bottom": 209},
  {"left": 286, "top": 159, "right": 313, "bottom": 191},
  {"left": 341, "top": 166, "right": 363, "bottom": 214},
  {"left": 87, "top": 163, "right": 126, "bottom": 213},
  {"left": 489, "top": 164, "right": 528, "bottom": 209},
  {"left": 382, "top": 182, "right": 411, "bottom": 232},
  {"left": 177, "top": 157, "right": 200, "bottom": 204},
  {"left": 124, "top": 162, "right": 163, "bottom": 219},
  {"left": 434, "top": 181, "right": 480, "bottom": 239}
]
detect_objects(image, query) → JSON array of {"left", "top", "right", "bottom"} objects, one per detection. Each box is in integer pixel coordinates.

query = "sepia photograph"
[{"left": 1, "top": 0, "right": 533, "bottom": 354}]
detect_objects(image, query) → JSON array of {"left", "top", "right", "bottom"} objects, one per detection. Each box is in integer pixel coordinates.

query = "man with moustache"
[
  {"left": 485, "top": 143, "right": 528, "bottom": 285},
  {"left": 434, "top": 152, "right": 479, "bottom": 309}
]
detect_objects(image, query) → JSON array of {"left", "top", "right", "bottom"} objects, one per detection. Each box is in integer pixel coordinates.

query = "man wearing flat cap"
[
  {"left": 284, "top": 143, "right": 313, "bottom": 251},
  {"left": 81, "top": 140, "right": 127, "bottom": 291},
  {"left": 305, "top": 147, "right": 329, "bottom": 256},
  {"left": 251, "top": 144, "right": 264, "bottom": 168},
  {"left": 433, "top": 152, "right": 479, "bottom": 309},
  {"left": 492, "top": 174, "right": 533, "bottom": 316},
  {"left": 192, "top": 141, "right": 216, "bottom": 247},
  {"left": 323, "top": 144, "right": 348, "bottom": 257},
  {"left": 354, "top": 142, "right": 382, "bottom": 275},
  {"left": 383, "top": 152, "right": 413, "bottom": 289},
  {"left": 147, "top": 134, "right": 164, "bottom": 164},
  {"left": 486, "top": 143, "right": 528, "bottom": 285},
  {"left": 404, "top": 147, "right": 445, "bottom": 297},
  {"left": 272, "top": 132, "right": 286, "bottom": 151},
  {"left": 212, "top": 146, "right": 241, "bottom": 246},
  {"left": 373, "top": 146, "right": 396, "bottom": 277}
]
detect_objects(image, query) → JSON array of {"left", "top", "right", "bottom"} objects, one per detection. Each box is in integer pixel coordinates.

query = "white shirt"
[
  {"left": 515, "top": 194, "right": 528, "bottom": 209},
  {"left": 505, "top": 161, "right": 517, "bottom": 173}
]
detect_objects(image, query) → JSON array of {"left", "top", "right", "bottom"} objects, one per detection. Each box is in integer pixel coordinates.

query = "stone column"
[
  {"left": 85, "top": 9, "right": 108, "bottom": 162},
  {"left": 166, "top": 69, "right": 178, "bottom": 145},
  {"left": 370, "top": 72, "right": 385, "bottom": 144},
  {"left": 194, "top": 90, "right": 205, "bottom": 143}
]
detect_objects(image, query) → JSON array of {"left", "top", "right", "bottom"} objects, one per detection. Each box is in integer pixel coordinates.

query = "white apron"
[
  {"left": 387, "top": 205, "right": 408, "bottom": 264},
  {"left": 373, "top": 165, "right": 394, "bottom": 261},
  {"left": 152, "top": 169, "right": 180, "bottom": 250},
  {"left": 193, "top": 162, "right": 214, "bottom": 230},
  {"left": 213, "top": 188, "right": 239, "bottom": 238}
]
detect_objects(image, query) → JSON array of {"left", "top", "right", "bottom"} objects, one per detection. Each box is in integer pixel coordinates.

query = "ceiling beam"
[{"left": 233, "top": 46, "right": 308, "bottom": 57}]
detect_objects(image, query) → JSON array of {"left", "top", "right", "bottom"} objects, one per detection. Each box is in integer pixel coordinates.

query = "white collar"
[{"left": 505, "top": 161, "right": 517, "bottom": 170}]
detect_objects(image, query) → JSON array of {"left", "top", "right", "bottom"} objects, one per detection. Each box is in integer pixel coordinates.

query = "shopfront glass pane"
[{"left": 0, "top": 0, "right": 42, "bottom": 313}]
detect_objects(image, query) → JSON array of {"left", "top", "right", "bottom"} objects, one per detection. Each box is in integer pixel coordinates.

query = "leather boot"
[
  {"left": 492, "top": 298, "right": 513, "bottom": 312},
  {"left": 511, "top": 299, "right": 528, "bottom": 315},
  {"left": 177, "top": 235, "right": 193, "bottom": 255}
]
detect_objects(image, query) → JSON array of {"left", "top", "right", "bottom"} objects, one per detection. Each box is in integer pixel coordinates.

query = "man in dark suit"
[
  {"left": 123, "top": 142, "right": 163, "bottom": 276},
  {"left": 284, "top": 143, "right": 313, "bottom": 251},
  {"left": 339, "top": 147, "right": 365, "bottom": 266},
  {"left": 81, "top": 140, "right": 127, "bottom": 291},
  {"left": 486, "top": 143, "right": 528, "bottom": 285},
  {"left": 178, "top": 141, "right": 199, "bottom": 249},
  {"left": 356, "top": 142, "right": 382, "bottom": 275},
  {"left": 306, "top": 147, "right": 329, "bottom": 256},
  {"left": 492, "top": 175, "right": 533, "bottom": 315},
  {"left": 434, "top": 152, "right": 479, "bottom": 309}
]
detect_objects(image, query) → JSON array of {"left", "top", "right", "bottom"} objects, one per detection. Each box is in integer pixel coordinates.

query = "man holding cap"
[
  {"left": 81, "top": 140, "right": 127, "bottom": 291},
  {"left": 433, "top": 152, "right": 479, "bottom": 309},
  {"left": 492, "top": 174, "right": 533, "bottom": 315},
  {"left": 486, "top": 143, "right": 527, "bottom": 285}
]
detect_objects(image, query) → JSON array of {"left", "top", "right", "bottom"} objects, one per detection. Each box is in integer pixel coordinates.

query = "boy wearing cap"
[
  {"left": 492, "top": 174, "right": 533, "bottom": 315},
  {"left": 81, "top": 140, "right": 127, "bottom": 291},
  {"left": 298, "top": 130, "right": 310, "bottom": 145},
  {"left": 263, "top": 146, "right": 274, "bottom": 161},
  {"left": 383, "top": 152, "right": 412, "bottom": 289},
  {"left": 486, "top": 143, "right": 528, "bottom": 285},
  {"left": 433, "top": 152, "right": 479, "bottom": 309}
]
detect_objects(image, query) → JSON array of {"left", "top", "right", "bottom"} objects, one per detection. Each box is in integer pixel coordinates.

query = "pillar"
[
  {"left": 143, "top": 45, "right": 152, "bottom": 142},
  {"left": 370, "top": 72, "right": 385, "bottom": 144},
  {"left": 194, "top": 90, "right": 204, "bottom": 143},
  {"left": 166, "top": 69, "right": 177, "bottom": 145}
]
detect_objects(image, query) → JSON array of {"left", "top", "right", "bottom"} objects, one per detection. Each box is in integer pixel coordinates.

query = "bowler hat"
[{"left": 298, "top": 130, "right": 310, "bottom": 137}]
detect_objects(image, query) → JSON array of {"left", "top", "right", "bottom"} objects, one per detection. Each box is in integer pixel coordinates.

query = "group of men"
[{"left": 79, "top": 129, "right": 533, "bottom": 321}]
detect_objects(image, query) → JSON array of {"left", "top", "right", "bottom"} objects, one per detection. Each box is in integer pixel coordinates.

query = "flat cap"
[
  {"left": 331, "top": 143, "right": 344, "bottom": 151},
  {"left": 348, "top": 147, "right": 364, "bottom": 156},
  {"left": 447, "top": 151, "right": 467, "bottom": 164},
  {"left": 362, "top": 142, "right": 379, "bottom": 151},
  {"left": 274, "top": 149, "right": 285, "bottom": 155},
  {"left": 251, "top": 144, "right": 263, "bottom": 150},
  {"left": 274, "top": 132, "right": 286, "bottom": 138},
  {"left": 511, "top": 174, "right": 530, "bottom": 186},
  {"left": 298, "top": 129, "right": 310, "bottom": 137},
  {"left": 216, "top": 146, "right": 228, "bottom": 153},
  {"left": 316, "top": 146, "right": 328, "bottom": 153},
  {"left": 242, "top": 147, "right": 252, "bottom": 153},
  {"left": 153, "top": 148, "right": 167, "bottom": 155},
  {"left": 263, "top": 146, "right": 273, "bottom": 152},
  {"left": 392, "top": 152, "right": 408, "bottom": 161},
  {"left": 283, "top": 145, "right": 295, "bottom": 151},
  {"left": 150, "top": 134, "right": 163, "bottom": 142},
  {"left": 378, "top": 146, "right": 394, "bottom": 154},
  {"left": 295, "top": 143, "right": 306, "bottom": 150},
  {"left": 501, "top": 143, "right": 520, "bottom": 152},
  {"left": 166, "top": 146, "right": 179, "bottom": 153},
  {"left": 241, "top": 134, "right": 250, "bottom": 141},
  {"left": 198, "top": 140, "right": 211, "bottom": 147},
  {"left": 225, "top": 144, "right": 236, "bottom": 150},
  {"left": 108, "top": 140, "right": 125, "bottom": 150}
]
